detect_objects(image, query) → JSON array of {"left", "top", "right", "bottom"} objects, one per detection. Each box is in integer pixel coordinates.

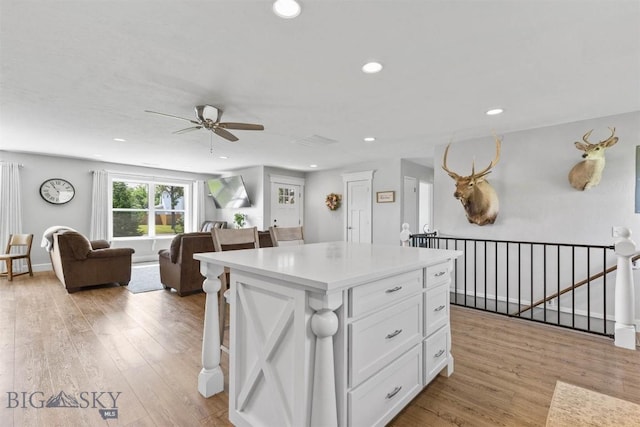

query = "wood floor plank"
[{"left": 3, "top": 272, "right": 640, "bottom": 426}]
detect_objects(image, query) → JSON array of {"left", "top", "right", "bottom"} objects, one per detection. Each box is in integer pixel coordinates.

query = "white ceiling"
[{"left": 1, "top": 0, "right": 639, "bottom": 174}]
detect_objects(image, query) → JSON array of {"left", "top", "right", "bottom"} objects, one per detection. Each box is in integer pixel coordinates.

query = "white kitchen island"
[{"left": 195, "top": 241, "right": 462, "bottom": 427}]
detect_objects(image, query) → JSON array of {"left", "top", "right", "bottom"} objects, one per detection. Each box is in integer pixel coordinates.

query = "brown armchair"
[
  {"left": 158, "top": 232, "right": 215, "bottom": 296},
  {"left": 50, "top": 230, "right": 135, "bottom": 293}
]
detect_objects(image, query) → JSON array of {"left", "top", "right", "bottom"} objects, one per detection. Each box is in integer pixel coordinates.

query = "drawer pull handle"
[
  {"left": 434, "top": 305, "right": 446, "bottom": 312},
  {"left": 434, "top": 271, "right": 446, "bottom": 277},
  {"left": 434, "top": 349, "right": 445, "bottom": 358},
  {"left": 385, "top": 286, "right": 403, "bottom": 293},
  {"left": 385, "top": 386, "right": 402, "bottom": 400},
  {"left": 385, "top": 329, "right": 403, "bottom": 339}
]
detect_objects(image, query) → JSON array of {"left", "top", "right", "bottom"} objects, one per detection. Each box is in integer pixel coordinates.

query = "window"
[
  {"left": 278, "top": 186, "right": 296, "bottom": 205},
  {"left": 111, "top": 177, "right": 191, "bottom": 239}
]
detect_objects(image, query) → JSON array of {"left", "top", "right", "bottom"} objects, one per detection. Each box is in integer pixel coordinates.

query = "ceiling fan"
[{"left": 145, "top": 105, "right": 264, "bottom": 142}]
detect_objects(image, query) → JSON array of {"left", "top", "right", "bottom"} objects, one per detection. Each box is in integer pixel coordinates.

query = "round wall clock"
[{"left": 39, "top": 178, "right": 75, "bottom": 205}]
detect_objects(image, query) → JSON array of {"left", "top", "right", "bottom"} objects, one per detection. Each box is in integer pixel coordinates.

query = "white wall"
[{"left": 0, "top": 151, "right": 219, "bottom": 269}]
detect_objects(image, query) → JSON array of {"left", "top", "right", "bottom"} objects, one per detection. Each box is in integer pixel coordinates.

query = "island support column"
[
  {"left": 198, "top": 262, "right": 226, "bottom": 397},
  {"left": 309, "top": 293, "right": 343, "bottom": 427}
]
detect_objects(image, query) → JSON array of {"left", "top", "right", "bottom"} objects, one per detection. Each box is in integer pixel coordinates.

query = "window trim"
[{"left": 109, "top": 173, "right": 194, "bottom": 240}]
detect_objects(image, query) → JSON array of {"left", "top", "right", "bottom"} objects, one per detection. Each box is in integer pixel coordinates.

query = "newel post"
[
  {"left": 613, "top": 226, "right": 637, "bottom": 350},
  {"left": 400, "top": 223, "right": 411, "bottom": 247}
]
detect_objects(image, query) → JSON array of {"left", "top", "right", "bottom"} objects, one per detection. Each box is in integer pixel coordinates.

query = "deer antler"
[
  {"left": 605, "top": 127, "right": 616, "bottom": 141},
  {"left": 442, "top": 139, "right": 461, "bottom": 179},
  {"left": 582, "top": 129, "right": 594, "bottom": 145},
  {"left": 472, "top": 133, "right": 501, "bottom": 178}
]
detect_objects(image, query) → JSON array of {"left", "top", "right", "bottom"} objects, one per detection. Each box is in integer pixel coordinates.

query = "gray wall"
[
  {"left": 433, "top": 111, "right": 640, "bottom": 245},
  {"left": 401, "top": 159, "right": 435, "bottom": 232},
  {"left": 304, "top": 159, "right": 405, "bottom": 245},
  {"left": 214, "top": 166, "right": 265, "bottom": 230},
  {"left": 211, "top": 165, "right": 306, "bottom": 230},
  {"left": 433, "top": 111, "right": 640, "bottom": 325},
  {"left": 0, "top": 151, "right": 219, "bottom": 269},
  {"left": 263, "top": 166, "right": 306, "bottom": 229}
]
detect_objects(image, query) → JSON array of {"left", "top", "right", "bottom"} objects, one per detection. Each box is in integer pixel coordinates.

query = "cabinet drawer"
[
  {"left": 349, "top": 295, "right": 422, "bottom": 387},
  {"left": 424, "top": 327, "right": 448, "bottom": 384},
  {"left": 349, "top": 345, "right": 422, "bottom": 427},
  {"left": 350, "top": 270, "right": 422, "bottom": 317},
  {"left": 425, "top": 284, "right": 449, "bottom": 336},
  {"left": 425, "top": 261, "right": 449, "bottom": 289}
]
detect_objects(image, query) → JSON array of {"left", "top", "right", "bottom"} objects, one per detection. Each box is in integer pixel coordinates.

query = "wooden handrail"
[{"left": 513, "top": 254, "right": 640, "bottom": 316}]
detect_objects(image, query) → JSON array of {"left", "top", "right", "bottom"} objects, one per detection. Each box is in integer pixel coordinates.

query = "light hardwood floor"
[{"left": 1, "top": 272, "right": 639, "bottom": 426}]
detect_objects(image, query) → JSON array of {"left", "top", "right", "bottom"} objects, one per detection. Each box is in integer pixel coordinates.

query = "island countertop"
[{"left": 194, "top": 241, "right": 462, "bottom": 293}]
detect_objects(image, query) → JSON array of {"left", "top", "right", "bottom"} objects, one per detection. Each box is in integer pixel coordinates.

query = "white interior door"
[
  {"left": 403, "top": 176, "right": 417, "bottom": 234},
  {"left": 270, "top": 182, "right": 302, "bottom": 228},
  {"left": 346, "top": 180, "right": 371, "bottom": 243}
]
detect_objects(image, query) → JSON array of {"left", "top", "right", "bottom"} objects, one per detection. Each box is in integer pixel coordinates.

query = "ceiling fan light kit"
[
  {"left": 145, "top": 105, "right": 264, "bottom": 142},
  {"left": 273, "top": 0, "right": 301, "bottom": 19}
]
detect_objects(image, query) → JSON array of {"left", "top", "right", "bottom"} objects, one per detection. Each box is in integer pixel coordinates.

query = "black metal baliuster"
[{"left": 410, "top": 233, "right": 616, "bottom": 337}]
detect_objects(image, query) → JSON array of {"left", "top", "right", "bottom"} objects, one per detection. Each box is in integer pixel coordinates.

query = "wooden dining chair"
[
  {"left": 269, "top": 226, "right": 304, "bottom": 247},
  {"left": 211, "top": 226, "right": 260, "bottom": 352},
  {"left": 0, "top": 234, "right": 34, "bottom": 281}
]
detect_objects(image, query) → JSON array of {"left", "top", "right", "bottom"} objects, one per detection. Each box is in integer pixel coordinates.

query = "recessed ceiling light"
[
  {"left": 362, "top": 62, "right": 383, "bottom": 74},
  {"left": 273, "top": 0, "right": 301, "bottom": 19},
  {"left": 113, "top": 138, "right": 126, "bottom": 142},
  {"left": 309, "top": 164, "right": 318, "bottom": 168},
  {"left": 219, "top": 156, "right": 228, "bottom": 159},
  {"left": 364, "top": 137, "right": 376, "bottom": 142},
  {"left": 486, "top": 108, "right": 504, "bottom": 116}
]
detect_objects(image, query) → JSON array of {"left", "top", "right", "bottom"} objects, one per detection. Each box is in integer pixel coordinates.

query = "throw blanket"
[{"left": 41, "top": 226, "right": 77, "bottom": 251}]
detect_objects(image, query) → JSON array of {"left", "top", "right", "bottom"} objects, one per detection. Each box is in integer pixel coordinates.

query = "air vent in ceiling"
[{"left": 292, "top": 134, "right": 339, "bottom": 147}]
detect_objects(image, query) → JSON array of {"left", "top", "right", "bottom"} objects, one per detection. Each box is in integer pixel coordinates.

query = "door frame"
[
  {"left": 403, "top": 176, "right": 418, "bottom": 234},
  {"left": 342, "top": 170, "right": 374, "bottom": 242}
]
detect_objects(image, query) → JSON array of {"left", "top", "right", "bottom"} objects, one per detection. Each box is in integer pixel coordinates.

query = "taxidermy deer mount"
[
  {"left": 442, "top": 134, "right": 502, "bottom": 226},
  {"left": 568, "top": 127, "right": 618, "bottom": 191}
]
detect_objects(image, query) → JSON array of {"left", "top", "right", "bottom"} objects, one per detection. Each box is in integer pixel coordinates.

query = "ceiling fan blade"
[
  {"left": 213, "top": 127, "right": 239, "bottom": 142},
  {"left": 145, "top": 110, "right": 200, "bottom": 125},
  {"left": 218, "top": 122, "right": 264, "bottom": 131},
  {"left": 173, "top": 126, "right": 202, "bottom": 134}
]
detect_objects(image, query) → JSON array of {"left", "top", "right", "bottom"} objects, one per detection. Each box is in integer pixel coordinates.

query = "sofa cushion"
[
  {"left": 61, "top": 231, "right": 93, "bottom": 260},
  {"left": 169, "top": 234, "right": 184, "bottom": 263},
  {"left": 90, "top": 239, "right": 110, "bottom": 250}
]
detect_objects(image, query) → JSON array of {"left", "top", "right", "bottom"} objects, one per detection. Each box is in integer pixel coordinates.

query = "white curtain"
[
  {"left": 193, "top": 180, "right": 206, "bottom": 232},
  {"left": 90, "top": 170, "right": 109, "bottom": 240},
  {"left": 0, "top": 162, "right": 24, "bottom": 272}
]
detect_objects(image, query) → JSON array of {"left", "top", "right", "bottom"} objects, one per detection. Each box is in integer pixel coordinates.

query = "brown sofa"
[
  {"left": 50, "top": 230, "right": 135, "bottom": 293},
  {"left": 158, "top": 232, "right": 215, "bottom": 296}
]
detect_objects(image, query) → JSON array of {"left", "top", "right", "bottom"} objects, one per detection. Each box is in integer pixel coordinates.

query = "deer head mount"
[
  {"left": 442, "top": 134, "right": 502, "bottom": 226},
  {"left": 568, "top": 127, "right": 618, "bottom": 191}
]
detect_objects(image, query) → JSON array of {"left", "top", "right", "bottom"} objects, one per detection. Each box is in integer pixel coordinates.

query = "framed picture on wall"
[{"left": 376, "top": 191, "right": 395, "bottom": 203}]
